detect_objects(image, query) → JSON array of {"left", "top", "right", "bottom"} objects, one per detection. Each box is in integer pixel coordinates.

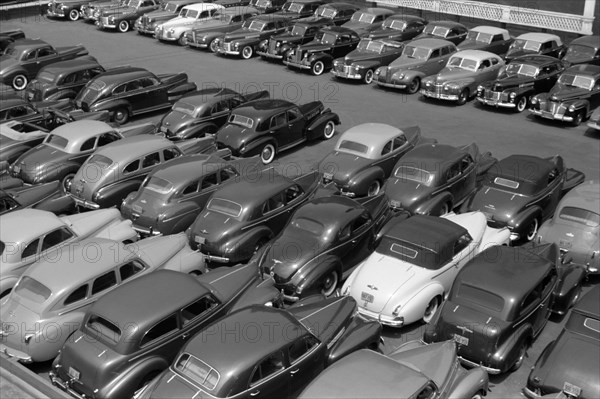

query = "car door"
[
  {"left": 139, "top": 0, "right": 158, "bottom": 15},
  {"left": 424, "top": 47, "right": 445, "bottom": 76},
  {"left": 444, "top": 159, "right": 468, "bottom": 203},
  {"left": 195, "top": 171, "right": 220, "bottom": 205},
  {"left": 286, "top": 107, "right": 305, "bottom": 144},
  {"left": 478, "top": 58, "right": 500, "bottom": 83},
  {"left": 533, "top": 269, "right": 557, "bottom": 334},
  {"left": 540, "top": 165, "right": 562, "bottom": 220},
  {"left": 332, "top": 33, "right": 353, "bottom": 58},
  {"left": 456, "top": 153, "right": 477, "bottom": 202},
  {"left": 34, "top": 46, "right": 60, "bottom": 71},
  {"left": 268, "top": 112, "right": 290, "bottom": 147},
  {"left": 260, "top": 190, "right": 292, "bottom": 234},
  {"left": 286, "top": 335, "right": 324, "bottom": 397},
  {"left": 19, "top": 49, "right": 40, "bottom": 77},
  {"left": 245, "top": 351, "right": 290, "bottom": 399},
  {"left": 536, "top": 64, "right": 558, "bottom": 92},
  {"left": 210, "top": 100, "right": 231, "bottom": 127},
  {"left": 589, "top": 78, "right": 600, "bottom": 110},
  {"left": 339, "top": 212, "right": 373, "bottom": 270},
  {"left": 138, "top": 313, "right": 185, "bottom": 363},
  {"left": 39, "top": 226, "right": 77, "bottom": 258},
  {"left": 139, "top": 76, "right": 168, "bottom": 111}
]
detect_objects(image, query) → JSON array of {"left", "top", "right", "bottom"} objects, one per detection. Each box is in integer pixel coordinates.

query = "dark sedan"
[
  {"left": 272, "top": 0, "right": 325, "bottom": 20},
  {"left": 341, "top": 7, "right": 395, "bottom": 37},
  {"left": 257, "top": 19, "right": 334, "bottom": 62},
  {"left": 505, "top": 32, "right": 566, "bottom": 63},
  {"left": 415, "top": 20, "right": 468, "bottom": 45},
  {"left": 307, "top": 2, "right": 359, "bottom": 26},
  {"left": 563, "top": 35, "right": 600, "bottom": 66},
  {"left": 367, "top": 14, "right": 426, "bottom": 42}
]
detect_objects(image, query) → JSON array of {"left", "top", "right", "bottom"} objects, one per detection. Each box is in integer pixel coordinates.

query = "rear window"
[
  {"left": 37, "top": 71, "right": 57, "bottom": 83},
  {"left": 14, "top": 276, "right": 52, "bottom": 304},
  {"left": 456, "top": 284, "right": 504, "bottom": 313},
  {"left": 88, "top": 154, "right": 113, "bottom": 168},
  {"left": 87, "top": 314, "right": 122, "bottom": 343},
  {"left": 290, "top": 217, "right": 324, "bottom": 236},
  {"left": 228, "top": 114, "right": 254, "bottom": 129},
  {"left": 207, "top": 198, "right": 243, "bottom": 217},
  {"left": 376, "top": 237, "right": 445, "bottom": 270},
  {"left": 175, "top": 353, "right": 220, "bottom": 390},
  {"left": 559, "top": 206, "right": 600, "bottom": 227},
  {"left": 144, "top": 176, "right": 174, "bottom": 195},
  {"left": 45, "top": 134, "right": 69, "bottom": 149},
  {"left": 0, "top": 241, "right": 4, "bottom": 256},
  {"left": 394, "top": 166, "right": 434, "bottom": 186},
  {"left": 337, "top": 140, "right": 368, "bottom": 154},
  {"left": 493, "top": 177, "right": 519, "bottom": 189}
]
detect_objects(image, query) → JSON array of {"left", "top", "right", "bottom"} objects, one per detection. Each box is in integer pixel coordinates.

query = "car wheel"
[
  {"left": 68, "top": 9, "right": 80, "bottom": 21},
  {"left": 511, "top": 343, "right": 528, "bottom": 371},
  {"left": 311, "top": 60, "right": 325, "bottom": 76},
  {"left": 178, "top": 34, "right": 187, "bottom": 46},
  {"left": 320, "top": 270, "right": 339, "bottom": 297},
  {"left": 516, "top": 96, "right": 528, "bottom": 112},
  {"left": 367, "top": 180, "right": 380, "bottom": 197},
  {"left": 113, "top": 107, "right": 129, "bottom": 124},
  {"left": 363, "top": 69, "right": 374, "bottom": 84},
  {"left": 572, "top": 111, "right": 584, "bottom": 127},
  {"left": 457, "top": 88, "right": 469, "bottom": 105},
  {"left": 525, "top": 218, "right": 539, "bottom": 241},
  {"left": 241, "top": 46, "right": 253, "bottom": 59},
  {"left": 322, "top": 120, "right": 335, "bottom": 139},
  {"left": 471, "top": 392, "right": 484, "bottom": 399},
  {"left": 209, "top": 39, "right": 219, "bottom": 53},
  {"left": 438, "top": 202, "right": 451, "bottom": 216},
  {"left": 423, "top": 297, "right": 440, "bottom": 323},
  {"left": 407, "top": 77, "right": 420, "bottom": 94},
  {"left": 260, "top": 143, "right": 276, "bottom": 164},
  {"left": 118, "top": 20, "right": 130, "bottom": 33},
  {"left": 61, "top": 173, "right": 75, "bottom": 192},
  {"left": 11, "top": 74, "right": 28, "bottom": 91}
]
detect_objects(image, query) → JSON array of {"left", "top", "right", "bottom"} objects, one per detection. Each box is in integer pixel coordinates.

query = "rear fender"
[
  {"left": 327, "top": 315, "right": 382, "bottom": 366},
  {"left": 91, "top": 99, "right": 132, "bottom": 115},
  {"left": 95, "top": 179, "right": 145, "bottom": 208},
  {"left": 293, "top": 257, "right": 341, "bottom": 297},
  {"left": 306, "top": 111, "right": 340, "bottom": 140},
  {"left": 347, "top": 167, "right": 385, "bottom": 196},
  {"left": 178, "top": 122, "right": 220, "bottom": 140},
  {"left": 117, "top": 122, "right": 157, "bottom": 138},
  {"left": 160, "top": 202, "right": 202, "bottom": 234},
  {"left": 553, "top": 264, "right": 587, "bottom": 314},
  {"left": 510, "top": 206, "right": 542, "bottom": 235},
  {"left": 414, "top": 192, "right": 453, "bottom": 216},
  {"left": 162, "top": 238, "right": 206, "bottom": 274},
  {"left": 224, "top": 226, "right": 273, "bottom": 261},
  {"left": 242, "top": 136, "right": 276, "bottom": 157},
  {"left": 481, "top": 224, "right": 511, "bottom": 247},
  {"left": 494, "top": 324, "right": 532, "bottom": 373},
  {"left": 175, "top": 135, "right": 217, "bottom": 155},
  {"left": 103, "top": 357, "right": 170, "bottom": 399},
  {"left": 447, "top": 367, "right": 489, "bottom": 399},
  {"left": 401, "top": 283, "right": 445, "bottom": 322},
  {"left": 167, "top": 82, "right": 197, "bottom": 101}
]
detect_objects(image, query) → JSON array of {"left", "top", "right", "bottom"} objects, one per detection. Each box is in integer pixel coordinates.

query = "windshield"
[
  {"left": 175, "top": 353, "right": 220, "bottom": 390},
  {"left": 337, "top": 140, "right": 368, "bottom": 154},
  {"left": 383, "top": 19, "right": 406, "bottom": 30},
  {"left": 558, "top": 73, "right": 595, "bottom": 90},
  {"left": 401, "top": 45, "right": 430, "bottom": 60},
  {"left": 282, "top": 2, "right": 303, "bottom": 12},
  {"left": 376, "top": 237, "right": 445, "bottom": 270},
  {"left": 424, "top": 25, "right": 449, "bottom": 37},
  {"left": 3, "top": 44, "right": 18, "bottom": 57},
  {"left": 15, "top": 276, "right": 52, "bottom": 304},
  {"left": 315, "top": 5, "right": 335, "bottom": 18},
  {"left": 351, "top": 12, "right": 375, "bottom": 24},
  {"left": 88, "top": 154, "right": 113, "bottom": 168},
  {"left": 255, "top": 0, "right": 271, "bottom": 7},
  {"left": 288, "top": 24, "right": 306, "bottom": 36},
  {"left": 466, "top": 30, "right": 493, "bottom": 44},
  {"left": 37, "top": 71, "right": 57, "bottom": 83},
  {"left": 228, "top": 114, "right": 254, "bottom": 129},
  {"left": 559, "top": 206, "right": 600, "bottom": 227},
  {"left": 565, "top": 44, "right": 596, "bottom": 59},
  {"left": 393, "top": 166, "right": 434, "bottom": 186},
  {"left": 511, "top": 39, "right": 541, "bottom": 52},
  {"left": 316, "top": 31, "right": 338, "bottom": 45},
  {"left": 45, "top": 134, "right": 69, "bottom": 149},
  {"left": 247, "top": 20, "right": 266, "bottom": 31},
  {"left": 173, "top": 102, "right": 196, "bottom": 116},
  {"left": 290, "top": 217, "right": 324, "bottom": 237},
  {"left": 357, "top": 39, "right": 384, "bottom": 53},
  {"left": 180, "top": 8, "right": 198, "bottom": 18},
  {"left": 144, "top": 176, "right": 174, "bottom": 195},
  {"left": 504, "top": 63, "right": 539, "bottom": 77},
  {"left": 447, "top": 56, "right": 478, "bottom": 71},
  {"left": 164, "top": 2, "right": 177, "bottom": 12},
  {"left": 207, "top": 198, "right": 243, "bottom": 217}
]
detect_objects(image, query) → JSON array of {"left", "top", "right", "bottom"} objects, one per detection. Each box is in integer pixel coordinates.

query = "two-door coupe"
[
  {"left": 415, "top": 20, "right": 468, "bottom": 45},
  {"left": 562, "top": 35, "right": 600, "bottom": 66},
  {"left": 461, "top": 154, "right": 585, "bottom": 242},
  {"left": 135, "top": 296, "right": 382, "bottom": 399},
  {"left": 457, "top": 25, "right": 513, "bottom": 55},
  {"left": 0, "top": 208, "right": 137, "bottom": 299},
  {"left": 0, "top": 233, "right": 204, "bottom": 363},
  {"left": 340, "top": 7, "right": 395, "bottom": 37},
  {"left": 49, "top": 265, "right": 282, "bottom": 399},
  {"left": 154, "top": 3, "right": 224, "bottom": 45},
  {"left": 367, "top": 14, "right": 427, "bottom": 42},
  {"left": 319, "top": 122, "right": 433, "bottom": 198},
  {"left": 260, "top": 193, "right": 392, "bottom": 301},
  {"left": 343, "top": 212, "right": 510, "bottom": 327},
  {"left": 505, "top": 32, "right": 566, "bottom": 63},
  {"left": 216, "top": 99, "right": 340, "bottom": 164},
  {"left": 385, "top": 142, "right": 497, "bottom": 216}
]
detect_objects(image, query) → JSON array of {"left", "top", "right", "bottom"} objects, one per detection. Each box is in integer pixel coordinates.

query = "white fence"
[{"left": 374, "top": 0, "right": 596, "bottom": 35}]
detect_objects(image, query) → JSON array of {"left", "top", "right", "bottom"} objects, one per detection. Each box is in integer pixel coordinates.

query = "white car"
[
  {"left": 0, "top": 208, "right": 137, "bottom": 298},
  {"left": 342, "top": 211, "right": 510, "bottom": 327},
  {"left": 154, "top": 3, "right": 224, "bottom": 45}
]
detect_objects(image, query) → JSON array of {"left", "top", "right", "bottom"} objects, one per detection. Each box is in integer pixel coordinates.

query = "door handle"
[
  {"left": 250, "top": 390, "right": 260, "bottom": 397},
  {"left": 182, "top": 333, "right": 190, "bottom": 339},
  {"left": 290, "top": 369, "right": 299, "bottom": 375}
]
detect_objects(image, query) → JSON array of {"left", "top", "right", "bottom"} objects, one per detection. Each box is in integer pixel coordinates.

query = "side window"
[
  {"left": 142, "top": 152, "right": 161, "bottom": 168},
  {"left": 0, "top": 197, "right": 18, "bottom": 213},
  {"left": 270, "top": 113, "right": 287, "bottom": 128},
  {"left": 285, "top": 185, "right": 302, "bottom": 203},
  {"left": 229, "top": 96, "right": 243, "bottom": 109},
  {"left": 446, "top": 162, "right": 461, "bottom": 181},
  {"left": 288, "top": 335, "right": 318, "bottom": 364},
  {"left": 8, "top": 106, "right": 32, "bottom": 118},
  {"left": 520, "top": 289, "right": 540, "bottom": 317},
  {"left": 182, "top": 181, "right": 199, "bottom": 195},
  {"left": 139, "top": 77, "right": 158, "bottom": 88},
  {"left": 199, "top": 10, "right": 210, "bottom": 18},
  {"left": 113, "top": 83, "right": 127, "bottom": 95},
  {"left": 231, "top": 15, "right": 242, "bottom": 23},
  {"left": 63, "top": 73, "right": 78, "bottom": 85},
  {"left": 163, "top": 147, "right": 181, "bottom": 162},
  {"left": 492, "top": 33, "right": 503, "bottom": 42},
  {"left": 181, "top": 296, "right": 217, "bottom": 325},
  {"left": 220, "top": 167, "right": 238, "bottom": 183},
  {"left": 90, "top": 67, "right": 104, "bottom": 77},
  {"left": 80, "top": 137, "right": 97, "bottom": 152},
  {"left": 37, "top": 47, "right": 56, "bottom": 58},
  {"left": 263, "top": 193, "right": 284, "bottom": 214},
  {"left": 141, "top": 314, "right": 178, "bottom": 347},
  {"left": 97, "top": 132, "right": 120, "bottom": 147},
  {"left": 430, "top": 49, "right": 441, "bottom": 58},
  {"left": 41, "top": 227, "right": 74, "bottom": 252},
  {"left": 548, "top": 168, "right": 559, "bottom": 184},
  {"left": 448, "top": 28, "right": 458, "bottom": 37},
  {"left": 126, "top": 80, "right": 143, "bottom": 92},
  {"left": 91, "top": 270, "right": 117, "bottom": 295},
  {"left": 119, "top": 260, "right": 145, "bottom": 282},
  {"left": 461, "top": 155, "right": 474, "bottom": 172},
  {"left": 124, "top": 159, "right": 140, "bottom": 174},
  {"left": 453, "top": 233, "right": 472, "bottom": 255},
  {"left": 141, "top": 0, "right": 154, "bottom": 6},
  {"left": 22, "top": 239, "right": 40, "bottom": 259},
  {"left": 201, "top": 173, "right": 218, "bottom": 190},
  {"left": 381, "top": 140, "right": 392, "bottom": 156},
  {"left": 392, "top": 135, "right": 406, "bottom": 150},
  {"left": 250, "top": 352, "right": 285, "bottom": 386},
  {"left": 338, "top": 224, "right": 351, "bottom": 241},
  {"left": 64, "top": 284, "right": 88, "bottom": 306},
  {"left": 540, "top": 41, "right": 552, "bottom": 51},
  {"left": 211, "top": 102, "right": 224, "bottom": 115},
  {"left": 440, "top": 46, "right": 450, "bottom": 56},
  {"left": 24, "top": 50, "right": 37, "bottom": 61},
  {"left": 287, "top": 108, "right": 302, "bottom": 122},
  {"left": 479, "top": 59, "right": 491, "bottom": 70},
  {"left": 491, "top": 57, "right": 499, "bottom": 65}
]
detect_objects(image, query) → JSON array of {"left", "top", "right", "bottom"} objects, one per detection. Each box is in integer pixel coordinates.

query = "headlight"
[
  {"left": 60, "top": 4, "right": 67, "bottom": 9},
  {"left": 568, "top": 105, "right": 576, "bottom": 112},
  {"left": 289, "top": 50, "right": 295, "bottom": 56},
  {"left": 259, "top": 39, "right": 267, "bottom": 47},
  {"left": 168, "top": 28, "right": 175, "bottom": 33},
  {"left": 477, "top": 85, "right": 484, "bottom": 92},
  {"left": 446, "top": 83, "right": 460, "bottom": 91},
  {"left": 234, "top": 42, "right": 239, "bottom": 49},
  {"left": 93, "top": 191, "right": 101, "bottom": 202},
  {"left": 397, "top": 73, "right": 405, "bottom": 80},
  {"left": 531, "top": 97, "right": 538, "bottom": 104},
  {"left": 509, "top": 92, "right": 516, "bottom": 98},
  {"left": 392, "top": 305, "right": 402, "bottom": 316},
  {"left": 375, "top": 68, "right": 381, "bottom": 75},
  {"left": 276, "top": 41, "right": 281, "bottom": 48}
]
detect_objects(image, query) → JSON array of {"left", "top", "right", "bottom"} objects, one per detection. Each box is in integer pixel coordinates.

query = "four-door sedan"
[
  {"left": 341, "top": 7, "right": 395, "bottom": 37},
  {"left": 319, "top": 122, "right": 432, "bottom": 198},
  {"left": 154, "top": 3, "right": 224, "bottom": 45},
  {"left": 374, "top": 38, "right": 458, "bottom": 93},
  {"left": 421, "top": 49, "right": 504, "bottom": 104},
  {"left": 272, "top": 0, "right": 325, "bottom": 20},
  {"left": 97, "top": 0, "right": 161, "bottom": 32},
  {"left": 367, "top": 14, "right": 427, "bottom": 42},
  {"left": 0, "top": 208, "right": 137, "bottom": 299},
  {"left": 188, "top": 170, "right": 321, "bottom": 265},
  {"left": 385, "top": 143, "right": 497, "bottom": 216},
  {"left": 307, "top": 2, "right": 359, "bottom": 26},
  {"left": 216, "top": 99, "right": 340, "bottom": 164},
  {"left": 49, "top": 265, "right": 282, "bottom": 399},
  {"left": 457, "top": 25, "right": 513, "bottom": 55},
  {"left": 298, "top": 341, "right": 488, "bottom": 399},
  {"left": 530, "top": 64, "right": 600, "bottom": 126},
  {"left": 343, "top": 212, "right": 510, "bottom": 327},
  {"left": 460, "top": 154, "right": 585, "bottom": 242},
  {"left": 505, "top": 32, "right": 566, "bottom": 63},
  {"left": 415, "top": 20, "right": 468, "bottom": 45},
  {"left": 261, "top": 193, "right": 392, "bottom": 301},
  {"left": 135, "top": 296, "right": 382, "bottom": 399}
]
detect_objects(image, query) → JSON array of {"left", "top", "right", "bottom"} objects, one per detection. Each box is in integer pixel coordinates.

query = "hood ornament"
[
  {"left": 200, "top": 229, "right": 208, "bottom": 234},
  {"left": 456, "top": 325, "right": 473, "bottom": 334},
  {"left": 367, "top": 284, "right": 378, "bottom": 291}
]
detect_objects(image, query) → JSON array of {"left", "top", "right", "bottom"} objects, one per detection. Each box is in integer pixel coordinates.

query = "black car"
[
  {"left": 367, "top": 14, "right": 426, "bottom": 42},
  {"left": 0, "top": 181, "right": 76, "bottom": 215},
  {"left": 476, "top": 55, "right": 566, "bottom": 113},
  {"left": 284, "top": 26, "right": 361, "bottom": 75},
  {"left": 159, "top": 88, "right": 269, "bottom": 141},
  {"left": 134, "top": 0, "right": 202, "bottom": 35},
  {"left": 505, "top": 33, "right": 566, "bottom": 63},
  {"left": 251, "top": 0, "right": 287, "bottom": 14},
  {"left": 46, "top": 0, "right": 96, "bottom": 21},
  {"left": 272, "top": 0, "right": 325, "bottom": 20},
  {"left": 563, "top": 35, "right": 600, "bottom": 66},
  {"left": 216, "top": 99, "right": 340, "bottom": 164},
  {"left": 414, "top": 20, "right": 468, "bottom": 45},
  {"left": 257, "top": 19, "right": 334, "bottom": 62},
  {"left": 260, "top": 193, "right": 392, "bottom": 301},
  {"left": 306, "top": 2, "right": 359, "bottom": 26},
  {"left": 97, "top": 0, "right": 161, "bottom": 32}
]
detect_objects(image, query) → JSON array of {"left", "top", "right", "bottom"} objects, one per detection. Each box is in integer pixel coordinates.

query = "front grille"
[
  {"left": 486, "top": 91, "right": 501, "bottom": 100},
  {"left": 269, "top": 40, "right": 277, "bottom": 52},
  {"left": 224, "top": 42, "right": 232, "bottom": 52},
  {"left": 434, "top": 84, "right": 443, "bottom": 94},
  {"left": 294, "top": 51, "right": 303, "bottom": 62},
  {"left": 546, "top": 102, "right": 558, "bottom": 113}
]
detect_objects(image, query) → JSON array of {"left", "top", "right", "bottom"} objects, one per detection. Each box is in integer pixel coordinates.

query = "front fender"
[
  {"left": 176, "top": 122, "right": 219, "bottom": 140},
  {"left": 310, "top": 53, "right": 334, "bottom": 68},
  {"left": 509, "top": 206, "right": 542, "bottom": 237},
  {"left": 347, "top": 167, "right": 385, "bottom": 196},
  {"left": 413, "top": 192, "right": 453, "bottom": 216},
  {"left": 327, "top": 315, "right": 382, "bottom": 366},
  {"left": 552, "top": 264, "right": 587, "bottom": 315},
  {"left": 90, "top": 98, "right": 131, "bottom": 115},
  {"left": 95, "top": 179, "right": 144, "bottom": 208},
  {"left": 162, "top": 236, "right": 206, "bottom": 274},
  {"left": 37, "top": 161, "right": 81, "bottom": 183},
  {"left": 0, "top": 276, "right": 20, "bottom": 297},
  {"left": 291, "top": 256, "right": 341, "bottom": 297},
  {"left": 398, "top": 69, "right": 426, "bottom": 83},
  {"left": 493, "top": 324, "right": 532, "bottom": 373},
  {"left": 102, "top": 356, "right": 170, "bottom": 399},
  {"left": 447, "top": 367, "right": 489, "bottom": 399}
]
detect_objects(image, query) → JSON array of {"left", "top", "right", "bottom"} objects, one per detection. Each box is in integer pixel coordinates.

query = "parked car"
[
  {"left": 505, "top": 32, "right": 566, "bottom": 63},
  {"left": 134, "top": 0, "right": 202, "bottom": 35},
  {"left": 458, "top": 25, "right": 514, "bottom": 55},
  {"left": 537, "top": 180, "right": 600, "bottom": 275},
  {"left": 9, "top": 120, "right": 156, "bottom": 189},
  {"left": 272, "top": 0, "right": 325, "bottom": 20},
  {"left": 120, "top": 153, "right": 248, "bottom": 236},
  {"left": 81, "top": 0, "right": 127, "bottom": 22},
  {"left": 0, "top": 120, "right": 49, "bottom": 172},
  {"left": 257, "top": 18, "right": 335, "bottom": 62},
  {"left": 524, "top": 285, "right": 600, "bottom": 399},
  {"left": 415, "top": 20, "right": 468, "bottom": 45},
  {"left": 49, "top": 264, "right": 283, "bottom": 399},
  {"left": 251, "top": 0, "right": 287, "bottom": 14},
  {"left": 0, "top": 207, "right": 137, "bottom": 299},
  {"left": 0, "top": 28, "right": 25, "bottom": 53},
  {"left": 23, "top": 58, "right": 105, "bottom": 102},
  {"left": 461, "top": 154, "right": 585, "bottom": 242},
  {"left": 319, "top": 123, "right": 431, "bottom": 198},
  {"left": 421, "top": 50, "right": 504, "bottom": 104},
  {"left": 343, "top": 212, "right": 510, "bottom": 327},
  {"left": 154, "top": 3, "right": 225, "bottom": 45},
  {"left": 588, "top": 106, "right": 600, "bottom": 130},
  {"left": 298, "top": 341, "right": 488, "bottom": 399},
  {"left": 0, "top": 181, "right": 75, "bottom": 216},
  {"left": 214, "top": 14, "right": 292, "bottom": 59},
  {"left": 284, "top": 26, "right": 361, "bottom": 75},
  {"left": 262, "top": 193, "right": 392, "bottom": 301},
  {"left": 188, "top": 170, "right": 321, "bottom": 265},
  {"left": 331, "top": 38, "right": 404, "bottom": 84},
  {"left": 72, "top": 66, "right": 197, "bottom": 124},
  {"left": 476, "top": 55, "right": 566, "bottom": 112},
  {"left": 216, "top": 99, "right": 339, "bottom": 164},
  {"left": 0, "top": 233, "right": 204, "bottom": 363},
  {"left": 184, "top": 6, "right": 260, "bottom": 52},
  {"left": 563, "top": 35, "right": 600, "bottom": 66},
  {"left": 367, "top": 14, "right": 426, "bottom": 42},
  {"left": 46, "top": 0, "right": 99, "bottom": 21},
  {"left": 341, "top": 7, "right": 395, "bottom": 37},
  {"left": 530, "top": 64, "right": 600, "bottom": 126},
  {"left": 135, "top": 296, "right": 382, "bottom": 399},
  {"left": 385, "top": 143, "right": 497, "bottom": 216},
  {"left": 159, "top": 88, "right": 269, "bottom": 140},
  {"left": 1, "top": 39, "right": 89, "bottom": 91},
  {"left": 423, "top": 243, "right": 574, "bottom": 374},
  {"left": 305, "top": 2, "right": 359, "bottom": 26},
  {"left": 97, "top": 0, "right": 161, "bottom": 32},
  {"left": 68, "top": 134, "right": 218, "bottom": 210},
  {"left": 374, "top": 38, "right": 458, "bottom": 93}
]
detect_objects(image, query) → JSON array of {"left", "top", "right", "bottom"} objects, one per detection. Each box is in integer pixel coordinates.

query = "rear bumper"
[
  {"left": 356, "top": 307, "right": 404, "bottom": 327},
  {"left": 529, "top": 109, "right": 573, "bottom": 122},
  {"left": 132, "top": 224, "right": 162, "bottom": 236},
  {"left": 0, "top": 344, "right": 33, "bottom": 363},
  {"left": 67, "top": 193, "right": 100, "bottom": 210},
  {"left": 49, "top": 371, "right": 88, "bottom": 399},
  {"left": 458, "top": 356, "right": 501, "bottom": 374}
]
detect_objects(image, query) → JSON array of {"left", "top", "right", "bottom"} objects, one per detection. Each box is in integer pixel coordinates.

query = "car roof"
[
  {"left": 573, "top": 285, "right": 600, "bottom": 319},
  {"left": 516, "top": 32, "right": 561, "bottom": 43},
  {"left": 50, "top": 120, "right": 114, "bottom": 141},
  {"left": 334, "top": 123, "right": 413, "bottom": 159},
  {"left": 569, "top": 35, "right": 600, "bottom": 49},
  {"left": 426, "top": 20, "right": 465, "bottom": 28},
  {"left": 178, "top": 88, "right": 240, "bottom": 106},
  {"left": 386, "top": 14, "right": 425, "bottom": 22},
  {"left": 469, "top": 25, "right": 509, "bottom": 35},
  {"left": 408, "top": 37, "right": 454, "bottom": 49},
  {"left": 218, "top": 6, "right": 259, "bottom": 15},
  {"left": 251, "top": 14, "right": 295, "bottom": 22},
  {"left": 183, "top": 3, "right": 223, "bottom": 11},
  {"left": 491, "top": 155, "right": 554, "bottom": 184},
  {"left": 0, "top": 209, "right": 63, "bottom": 244},
  {"left": 211, "top": 172, "right": 293, "bottom": 203},
  {"left": 451, "top": 49, "right": 501, "bottom": 62},
  {"left": 563, "top": 63, "right": 600, "bottom": 77},
  {"left": 151, "top": 154, "right": 229, "bottom": 185},
  {"left": 95, "top": 135, "right": 173, "bottom": 159},
  {"left": 558, "top": 180, "right": 600, "bottom": 214},
  {"left": 399, "top": 143, "right": 466, "bottom": 171},
  {"left": 39, "top": 58, "right": 101, "bottom": 76},
  {"left": 89, "top": 270, "right": 211, "bottom": 333},
  {"left": 94, "top": 67, "right": 151, "bottom": 85},
  {"left": 9, "top": 38, "right": 49, "bottom": 50},
  {"left": 319, "top": 2, "right": 359, "bottom": 11},
  {"left": 231, "top": 99, "right": 293, "bottom": 118},
  {"left": 355, "top": 7, "right": 394, "bottom": 16},
  {"left": 294, "top": 195, "right": 364, "bottom": 226},
  {"left": 510, "top": 54, "right": 562, "bottom": 66},
  {"left": 288, "top": 0, "right": 324, "bottom": 4}
]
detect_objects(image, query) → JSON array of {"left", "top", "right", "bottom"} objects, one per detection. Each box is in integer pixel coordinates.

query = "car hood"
[
  {"left": 160, "top": 16, "right": 198, "bottom": 28},
  {"left": 390, "top": 341, "right": 456, "bottom": 389},
  {"left": 562, "top": 53, "right": 594, "bottom": 65},
  {"left": 101, "top": 6, "right": 135, "bottom": 16},
  {"left": 143, "top": 10, "right": 176, "bottom": 19},
  {"left": 467, "top": 185, "right": 530, "bottom": 223},
  {"left": 191, "top": 19, "right": 228, "bottom": 31},
  {"left": 160, "top": 110, "right": 195, "bottom": 135},
  {"left": 15, "top": 144, "right": 67, "bottom": 172},
  {"left": 387, "top": 57, "right": 426, "bottom": 71},
  {"left": 432, "top": 67, "right": 476, "bottom": 82},
  {"left": 383, "top": 177, "right": 433, "bottom": 210},
  {"left": 544, "top": 84, "right": 591, "bottom": 103},
  {"left": 270, "top": 34, "right": 304, "bottom": 44},
  {"left": 348, "top": 253, "right": 418, "bottom": 313},
  {"left": 457, "top": 40, "right": 486, "bottom": 51},
  {"left": 263, "top": 233, "right": 322, "bottom": 281},
  {"left": 224, "top": 29, "right": 260, "bottom": 42},
  {"left": 485, "top": 74, "right": 533, "bottom": 90},
  {"left": 340, "top": 50, "right": 382, "bottom": 65},
  {"left": 319, "top": 151, "right": 370, "bottom": 186}
]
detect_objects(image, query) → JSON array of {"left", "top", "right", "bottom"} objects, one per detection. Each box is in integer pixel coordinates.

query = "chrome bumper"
[
  {"left": 375, "top": 80, "right": 407, "bottom": 89},
  {"left": 257, "top": 51, "right": 284, "bottom": 60},
  {"left": 458, "top": 356, "right": 501, "bottom": 374},
  {"left": 529, "top": 109, "right": 573, "bottom": 122},
  {"left": 132, "top": 224, "right": 162, "bottom": 236},
  {"left": 476, "top": 97, "right": 516, "bottom": 108},
  {"left": 67, "top": 194, "right": 100, "bottom": 210},
  {"left": 522, "top": 387, "right": 543, "bottom": 399},
  {"left": 284, "top": 60, "right": 311, "bottom": 70},
  {"left": 421, "top": 89, "right": 459, "bottom": 101},
  {"left": 216, "top": 47, "right": 240, "bottom": 56},
  {"left": 47, "top": 10, "right": 65, "bottom": 16},
  {"left": 0, "top": 344, "right": 33, "bottom": 363},
  {"left": 188, "top": 41, "right": 208, "bottom": 48},
  {"left": 587, "top": 120, "right": 600, "bottom": 130},
  {"left": 49, "top": 371, "right": 88, "bottom": 399},
  {"left": 331, "top": 70, "right": 361, "bottom": 80},
  {"left": 356, "top": 308, "right": 404, "bottom": 327},
  {"left": 97, "top": 19, "right": 117, "bottom": 29},
  {"left": 204, "top": 254, "right": 230, "bottom": 263}
]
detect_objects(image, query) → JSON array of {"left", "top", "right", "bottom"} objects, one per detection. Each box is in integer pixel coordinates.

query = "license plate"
[
  {"left": 195, "top": 235, "right": 205, "bottom": 245},
  {"left": 563, "top": 382, "right": 581, "bottom": 397},
  {"left": 360, "top": 292, "right": 374, "bottom": 303},
  {"left": 453, "top": 334, "right": 469, "bottom": 346},
  {"left": 323, "top": 172, "right": 333, "bottom": 180},
  {"left": 68, "top": 366, "right": 80, "bottom": 380},
  {"left": 559, "top": 239, "right": 572, "bottom": 248},
  {"left": 390, "top": 199, "right": 401, "bottom": 208}
]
